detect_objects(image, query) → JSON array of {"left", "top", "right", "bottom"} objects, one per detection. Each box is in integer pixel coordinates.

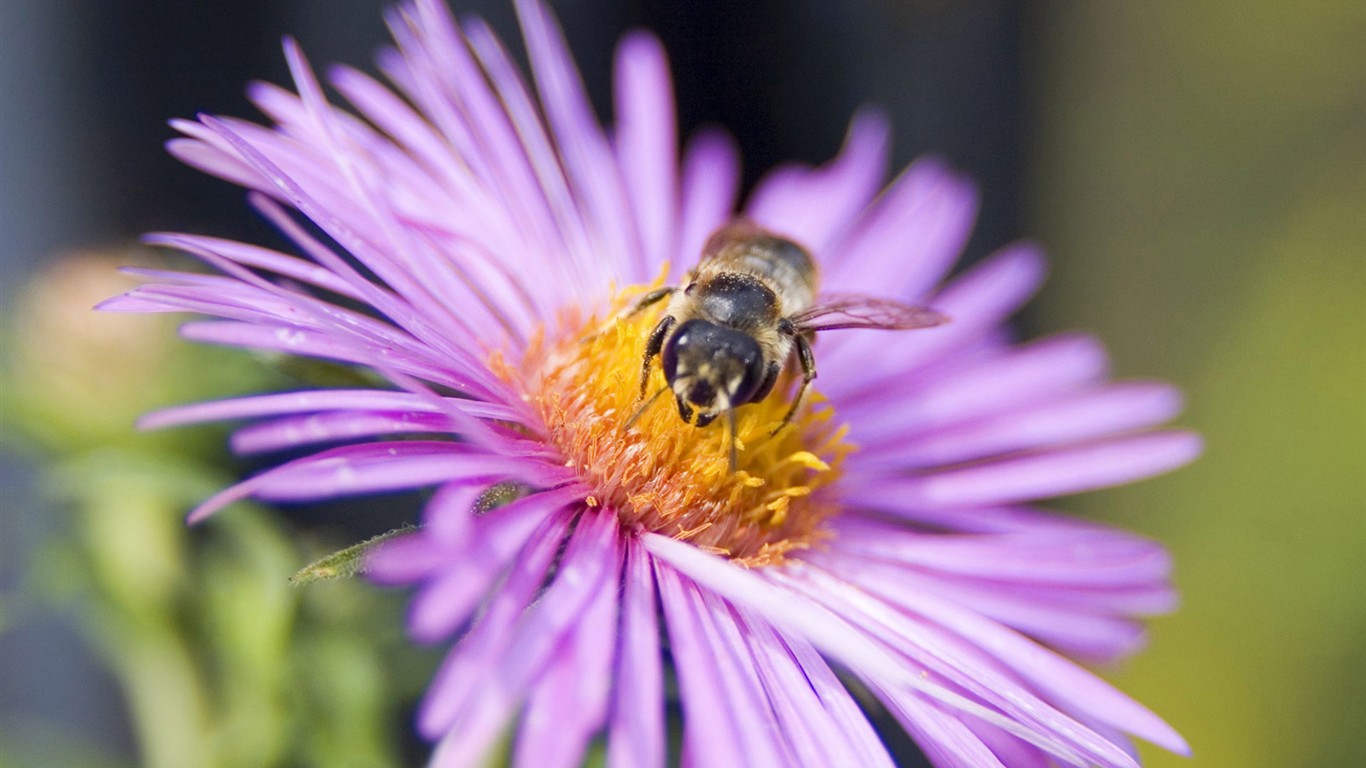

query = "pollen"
[{"left": 507, "top": 283, "right": 853, "bottom": 567}]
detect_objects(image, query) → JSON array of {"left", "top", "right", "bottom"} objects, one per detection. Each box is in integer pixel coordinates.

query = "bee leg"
[
  {"left": 771, "top": 334, "right": 816, "bottom": 436},
  {"left": 639, "top": 315, "right": 676, "bottom": 398},
  {"left": 586, "top": 286, "right": 676, "bottom": 343}
]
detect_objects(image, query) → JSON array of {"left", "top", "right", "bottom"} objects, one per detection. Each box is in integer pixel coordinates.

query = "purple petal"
[
  {"left": 514, "top": 542, "right": 618, "bottom": 768},
  {"left": 395, "top": 489, "right": 581, "bottom": 642},
  {"left": 774, "top": 622, "right": 898, "bottom": 768},
  {"left": 848, "top": 430, "right": 1203, "bottom": 510},
  {"left": 357, "top": 531, "right": 450, "bottom": 584},
  {"left": 777, "top": 565, "right": 1137, "bottom": 768},
  {"left": 515, "top": 0, "right": 633, "bottom": 289},
  {"left": 746, "top": 109, "right": 891, "bottom": 254},
  {"left": 731, "top": 607, "right": 896, "bottom": 767},
  {"left": 185, "top": 442, "right": 546, "bottom": 523},
  {"left": 829, "top": 518, "right": 1172, "bottom": 587},
  {"left": 840, "top": 333, "right": 1110, "bottom": 447},
  {"left": 642, "top": 534, "right": 1084, "bottom": 762},
  {"left": 655, "top": 564, "right": 789, "bottom": 767},
  {"left": 143, "top": 234, "right": 366, "bottom": 299},
  {"left": 139, "top": 389, "right": 502, "bottom": 430},
  {"left": 824, "top": 156, "right": 978, "bottom": 301},
  {"left": 613, "top": 32, "right": 677, "bottom": 278},
  {"left": 819, "top": 551, "right": 1188, "bottom": 753},
  {"left": 674, "top": 128, "right": 741, "bottom": 276},
  {"left": 229, "top": 411, "right": 461, "bottom": 454},
  {"left": 178, "top": 320, "right": 492, "bottom": 396},
  {"left": 963, "top": 720, "right": 1050, "bottom": 768},
  {"left": 423, "top": 511, "right": 617, "bottom": 764},
  {"left": 859, "top": 381, "right": 1184, "bottom": 469},
  {"left": 822, "top": 242, "right": 1047, "bottom": 398},
  {"left": 874, "top": 690, "right": 1006, "bottom": 768},
  {"left": 420, "top": 513, "right": 567, "bottom": 758},
  {"left": 606, "top": 543, "right": 666, "bottom": 768}
]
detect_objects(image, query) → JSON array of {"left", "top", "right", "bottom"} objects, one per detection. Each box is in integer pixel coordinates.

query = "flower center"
[{"left": 506, "top": 283, "right": 852, "bottom": 567}]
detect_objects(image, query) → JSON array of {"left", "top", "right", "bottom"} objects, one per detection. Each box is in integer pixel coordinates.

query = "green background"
[{"left": 1028, "top": 3, "right": 1364, "bottom": 766}]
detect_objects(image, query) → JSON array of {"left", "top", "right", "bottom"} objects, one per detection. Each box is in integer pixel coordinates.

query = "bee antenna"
[{"left": 625, "top": 385, "right": 669, "bottom": 429}]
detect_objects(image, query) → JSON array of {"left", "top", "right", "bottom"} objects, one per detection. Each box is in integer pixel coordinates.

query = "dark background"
[{"left": 3, "top": 1, "right": 1362, "bottom": 766}]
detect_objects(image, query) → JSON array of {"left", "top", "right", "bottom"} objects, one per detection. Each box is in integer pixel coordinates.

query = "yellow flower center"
[{"left": 501, "top": 282, "right": 852, "bottom": 567}]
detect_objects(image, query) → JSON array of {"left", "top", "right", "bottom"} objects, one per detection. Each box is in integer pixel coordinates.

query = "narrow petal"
[
  {"left": 732, "top": 607, "right": 896, "bottom": 767},
  {"left": 425, "top": 511, "right": 617, "bottom": 765},
  {"left": 778, "top": 565, "right": 1138, "bottom": 768},
  {"left": 514, "top": 541, "right": 619, "bottom": 768},
  {"left": 874, "top": 690, "right": 1007, "bottom": 768},
  {"left": 420, "top": 513, "right": 567, "bottom": 755},
  {"left": 139, "top": 389, "right": 504, "bottom": 430},
  {"left": 819, "top": 551, "right": 1188, "bottom": 753},
  {"left": 606, "top": 542, "right": 666, "bottom": 768},
  {"left": 747, "top": 110, "right": 891, "bottom": 254},
  {"left": 656, "top": 565, "right": 789, "bottom": 767},
  {"left": 229, "top": 411, "right": 461, "bottom": 454},
  {"left": 674, "top": 128, "right": 741, "bottom": 276},
  {"left": 515, "top": 0, "right": 634, "bottom": 289},
  {"left": 849, "top": 431, "right": 1204, "bottom": 511},
  {"left": 185, "top": 442, "right": 550, "bottom": 523},
  {"left": 823, "top": 157, "right": 978, "bottom": 300},
  {"left": 613, "top": 32, "right": 678, "bottom": 278},
  {"left": 839, "top": 333, "right": 1110, "bottom": 446},
  {"left": 859, "top": 381, "right": 1184, "bottom": 469},
  {"left": 403, "top": 498, "right": 570, "bottom": 641},
  {"left": 822, "top": 242, "right": 1048, "bottom": 397},
  {"left": 830, "top": 518, "right": 1172, "bottom": 587},
  {"left": 643, "top": 534, "right": 1088, "bottom": 763}
]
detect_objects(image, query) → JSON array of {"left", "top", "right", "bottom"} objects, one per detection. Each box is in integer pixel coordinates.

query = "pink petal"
[
  {"left": 642, "top": 534, "right": 1083, "bottom": 761},
  {"left": 656, "top": 564, "right": 789, "bottom": 766},
  {"left": 613, "top": 32, "right": 678, "bottom": 279},
  {"left": 514, "top": 546, "right": 618, "bottom": 768},
  {"left": 824, "top": 156, "right": 978, "bottom": 301},
  {"left": 820, "top": 552, "right": 1188, "bottom": 753},
  {"left": 515, "top": 0, "right": 633, "bottom": 290},
  {"left": 424, "top": 511, "right": 617, "bottom": 764},
  {"left": 875, "top": 690, "right": 1006, "bottom": 768},
  {"left": 859, "top": 381, "right": 1184, "bottom": 469},
  {"left": 606, "top": 543, "right": 666, "bottom": 768},
  {"left": 732, "top": 607, "right": 896, "bottom": 767},
  {"left": 139, "top": 389, "right": 499, "bottom": 430},
  {"left": 840, "top": 332, "right": 1110, "bottom": 446},
  {"left": 830, "top": 518, "right": 1172, "bottom": 587},
  {"left": 398, "top": 490, "right": 580, "bottom": 642},
  {"left": 420, "top": 513, "right": 567, "bottom": 753},
  {"left": 674, "top": 128, "right": 741, "bottom": 276},
  {"left": 746, "top": 110, "right": 891, "bottom": 254},
  {"left": 822, "top": 242, "right": 1047, "bottom": 398},
  {"left": 185, "top": 442, "right": 548, "bottom": 523},
  {"left": 849, "top": 430, "right": 1204, "bottom": 510},
  {"left": 778, "top": 565, "right": 1137, "bottom": 768},
  {"left": 230, "top": 411, "right": 460, "bottom": 454}
]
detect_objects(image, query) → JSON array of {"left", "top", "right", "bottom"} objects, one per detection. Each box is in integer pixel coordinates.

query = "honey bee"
[{"left": 620, "top": 220, "right": 948, "bottom": 469}]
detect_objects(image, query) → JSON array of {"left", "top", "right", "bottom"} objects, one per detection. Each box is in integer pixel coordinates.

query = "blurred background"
[{"left": 2, "top": 1, "right": 1361, "bottom": 766}]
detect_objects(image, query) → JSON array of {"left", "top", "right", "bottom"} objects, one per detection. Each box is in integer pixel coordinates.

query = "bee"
[{"left": 620, "top": 220, "right": 948, "bottom": 469}]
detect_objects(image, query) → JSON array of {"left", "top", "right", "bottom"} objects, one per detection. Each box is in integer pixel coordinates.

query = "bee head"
[{"left": 662, "top": 319, "right": 766, "bottom": 424}]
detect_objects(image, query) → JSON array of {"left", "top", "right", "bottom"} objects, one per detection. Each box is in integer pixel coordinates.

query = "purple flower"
[{"left": 104, "top": 0, "right": 1201, "bottom": 765}]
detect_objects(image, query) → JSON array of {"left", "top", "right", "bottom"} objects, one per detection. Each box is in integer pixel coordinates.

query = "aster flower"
[{"left": 103, "top": 0, "right": 1202, "bottom": 765}]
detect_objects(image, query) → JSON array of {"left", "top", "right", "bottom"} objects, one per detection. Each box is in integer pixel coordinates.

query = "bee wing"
[{"left": 790, "top": 293, "right": 948, "bottom": 333}]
